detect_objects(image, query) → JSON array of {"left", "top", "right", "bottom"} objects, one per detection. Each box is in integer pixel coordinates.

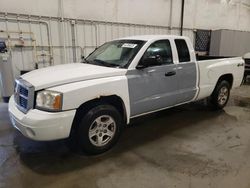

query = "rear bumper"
[{"left": 8, "top": 96, "right": 76, "bottom": 141}]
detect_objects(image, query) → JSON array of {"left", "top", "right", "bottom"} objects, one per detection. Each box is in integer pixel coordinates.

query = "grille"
[
  {"left": 14, "top": 79, "right": 34, "bottom": 113},
  {"left": 19, "top": 86, "right": 28, "bottom": 97},
  {"left": 19, "top": 95, "right": 28, "bottom": 109}
]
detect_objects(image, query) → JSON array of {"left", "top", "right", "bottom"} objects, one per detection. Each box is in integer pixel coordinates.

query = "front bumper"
[{"left": 8, "top": 96, "right": 76, "bottom": 141}]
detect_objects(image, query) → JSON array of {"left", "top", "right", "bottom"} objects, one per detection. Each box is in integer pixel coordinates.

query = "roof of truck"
[{"left": 118, "top": 35, "right": 188, "bottom": 41}]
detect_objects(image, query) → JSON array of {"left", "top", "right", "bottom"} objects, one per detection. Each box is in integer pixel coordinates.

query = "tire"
[
  {"left": 210, "top": 80, "right": 231, "bottom": 110},
  {"left": 74, "top": 104, "right": 123, "bottom": 155}
]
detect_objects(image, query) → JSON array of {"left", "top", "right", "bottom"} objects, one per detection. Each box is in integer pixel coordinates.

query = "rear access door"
[{"left": 174, "top": 39, "right": 198, "bottom": 104}]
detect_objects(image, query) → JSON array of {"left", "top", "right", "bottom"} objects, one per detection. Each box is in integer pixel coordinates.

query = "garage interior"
[{"left": 0, "top": 0, "right": 250, "bottom": 187}]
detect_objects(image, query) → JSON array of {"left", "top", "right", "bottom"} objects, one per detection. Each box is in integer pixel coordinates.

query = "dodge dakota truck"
[{"left": 9, "top": 35, "right": 245, "bottom": 154}]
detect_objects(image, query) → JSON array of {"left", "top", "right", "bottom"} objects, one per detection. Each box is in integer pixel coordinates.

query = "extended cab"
[{"left": 9, "top": 35, "right": 245, "bottom": 154}]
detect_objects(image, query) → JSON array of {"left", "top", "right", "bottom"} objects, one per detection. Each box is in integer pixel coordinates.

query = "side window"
[
  {"left": 175, "top": 39, "right": 191, "bottom": 62},
  {"left": 142, "top": 40, "right": 173, "bottom": 66}
]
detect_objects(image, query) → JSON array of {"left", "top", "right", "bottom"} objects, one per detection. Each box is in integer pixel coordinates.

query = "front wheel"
[
  {"left": 210, "top": 80, "right": 231, "bottom": 110},
  {"left": 75, "top": 104, "right": 123, "bottom": 155}
]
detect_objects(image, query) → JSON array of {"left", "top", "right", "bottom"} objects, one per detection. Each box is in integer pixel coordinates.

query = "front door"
[{"left": 127, "top": 40, "right": 179, "bottom": 117}]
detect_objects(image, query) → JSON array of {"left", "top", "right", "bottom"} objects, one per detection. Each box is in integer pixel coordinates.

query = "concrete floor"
[{"left": 0, "top": 84, "right": 250, "bottom": 188}]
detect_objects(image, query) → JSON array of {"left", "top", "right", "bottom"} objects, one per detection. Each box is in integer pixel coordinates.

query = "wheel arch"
[
  {"left": 210, "top": 74, "right": 232, "bottom": 110},
  {"left": 216, "top": 74, "right": 234, "bottom": 89},
  {"left": 70, "top": 95, "right": 128, "bottom": 133}
]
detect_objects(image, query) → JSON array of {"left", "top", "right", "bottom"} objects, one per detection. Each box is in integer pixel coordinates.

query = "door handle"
[
  {"left": 237, "top": 63, "right": 244, "bottom": 67},
  {"left": 165, "top": 71, "right": 176, "bottom": 77}
]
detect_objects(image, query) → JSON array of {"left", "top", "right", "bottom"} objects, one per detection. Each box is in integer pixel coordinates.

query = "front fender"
[{"left": 47, "top": 76, "right": 130, "bottom": 123}]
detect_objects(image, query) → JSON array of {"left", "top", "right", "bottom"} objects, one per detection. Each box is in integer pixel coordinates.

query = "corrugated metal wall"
[
  {"left": 0, "top": 12, "right": 195, "bottom": 99},
  {"left": 0, "top": 12, "right": 195, "bottom": 77}
]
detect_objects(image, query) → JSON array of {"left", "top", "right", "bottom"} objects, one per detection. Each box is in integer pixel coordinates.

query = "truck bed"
[{"left": 196, "top": 56, "right": 244, "bottom": 100}]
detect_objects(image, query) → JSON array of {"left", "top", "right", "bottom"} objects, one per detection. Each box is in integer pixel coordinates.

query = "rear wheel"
[
  {"left": 74, "top": 104, "right": 123, "bottom": 155},
  {"left": 210, "top": 80, "right": 231, "bottom": 110}
]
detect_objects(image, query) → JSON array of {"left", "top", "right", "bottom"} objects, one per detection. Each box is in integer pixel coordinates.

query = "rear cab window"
[{"left": 175, "top": 39, "right": 191, "bottom": 63}]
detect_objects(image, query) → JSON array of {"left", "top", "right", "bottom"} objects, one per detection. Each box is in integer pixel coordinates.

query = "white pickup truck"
[{"left": 9, "top": 35, "right": 244, "bottom": 154}]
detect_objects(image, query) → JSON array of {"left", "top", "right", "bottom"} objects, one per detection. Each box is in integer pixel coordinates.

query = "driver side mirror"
[{"left": 136, "top": 55, "right": 162, "bottom": 69}]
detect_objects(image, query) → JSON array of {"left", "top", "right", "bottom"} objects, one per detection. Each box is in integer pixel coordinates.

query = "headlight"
[{"left": 36, "top": 90, "right": 63, "bottom": 111}]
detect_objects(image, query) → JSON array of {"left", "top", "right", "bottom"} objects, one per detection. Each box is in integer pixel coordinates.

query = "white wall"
[
  {"left": 0, "top": 0, "right": 250, "bottom": 31},
  {"left": 185, "top": 0, "right": 250, "bottom": 31}
]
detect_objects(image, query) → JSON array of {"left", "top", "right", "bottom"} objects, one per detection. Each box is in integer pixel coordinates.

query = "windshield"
[{"left": 85, "top": 40, "right": 146, "bottom": 68}]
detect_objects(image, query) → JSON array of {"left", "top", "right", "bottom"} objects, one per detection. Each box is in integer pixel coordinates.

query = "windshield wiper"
[
  {"left": 81, "top": 58, "right": 90, "bottom": 64},
  {"left": 93, "top": 59, "right": 119, "bottom": 68}
]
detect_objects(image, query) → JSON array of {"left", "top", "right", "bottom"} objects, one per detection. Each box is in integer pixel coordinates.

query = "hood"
[{"left": 21, "top": 63, "right": 127, "bottom": 90}]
